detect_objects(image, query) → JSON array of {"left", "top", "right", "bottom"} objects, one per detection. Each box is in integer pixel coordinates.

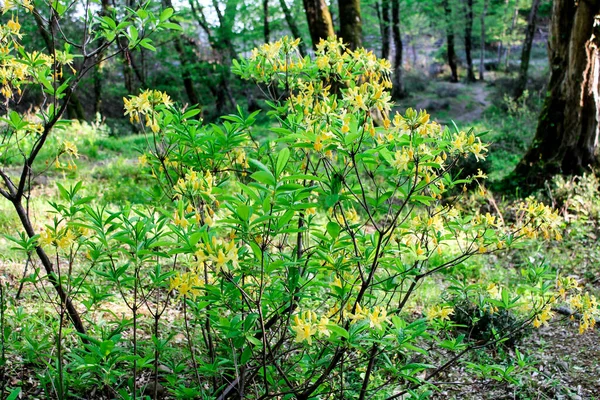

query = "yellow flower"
[
  {"left": 368, "top": 306, "right": 389, "bottom": 330},
  {"left": 331, "top": 276, "right": 343, "bottom": 288},
  {"left": 426, "top": 305, "right": 454, "bottom": 322},
  {"left": 533, "top": 305, "right": 553, "bottom": 328},
  {"left": 138, "top": 154, "right": 148, "bottom": 166},
  {"left": 6, "top": 17, "right": 20, "bottom": 34},
  {"left": 39, "top": 229, "right": 54, "bottom": 247},
  {"left": 292, "top": 312, "right": 317, "bottom": 344},
  {"left": 173, "top": 210, "right": 189, "bottom": 228},
  {"left": 349, "top": 303, "right": 367, "bottom": 323},
  {"left": 63, "top": 141, "right": 79, "bottom": 158},
  {"left": 316, "top": 316, "right": 331, "bottom": 337},
  {"left": 56, "top": 228, "right": 75, "bottom": 250},
  {"left": 211, "top": 249, "right": 229, "bottom": 273}
]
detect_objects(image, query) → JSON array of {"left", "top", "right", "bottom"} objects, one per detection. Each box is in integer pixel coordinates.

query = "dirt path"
[
  {"left": 406, "top": 80, "right": 493, "bottom": 124},
  {"left": 458, "top": 82, "right": 492, "bottom": 122}
]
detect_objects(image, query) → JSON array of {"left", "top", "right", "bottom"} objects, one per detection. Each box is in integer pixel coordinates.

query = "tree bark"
[
  {"left": 504, "top": 2, "right": 519, "bottom": 71},
  {"left": 464, "top": 0, "right": 475, "bottom": 81},
  {"left": 381, "top": 0, "right": 391, "bottom": 60},
  {"left": 443, "top": 0, "right": 459, "bottom": 82},
  {"left": 514, "top": 0, "right": 542, "bottom": 99},
  {"left": 302, "top": 0, "right": 334, "bottom": 49},
  {"left": 514, "top": 0, "right": 600, "bottom": 183},
  {"left": 479, "top": 0, "right": 488, "bottom": 80},
  {"left": 391, "top": 0, "right": 404, "bottom": 98},
  {"left": 263, "top": 0, "right": 270, "bottom": 43},
  {"left": 279, "top": 0, "right": 308, "bottom": 56},
  {"left": 338, "top": 0, "right": 362, "bottom": 49}
]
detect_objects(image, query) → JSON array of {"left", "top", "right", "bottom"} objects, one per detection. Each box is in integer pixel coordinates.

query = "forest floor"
[{"left": 432, "top": 319, "right": 600, "bottom": 399}]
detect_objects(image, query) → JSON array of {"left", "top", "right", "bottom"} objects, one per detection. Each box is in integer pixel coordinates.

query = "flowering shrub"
[
  {"left": 95, "top": 36, "right": 571, "bottom": 398},
  {"left": 2, "top": 23, "right": 597, "bottom": 397}
]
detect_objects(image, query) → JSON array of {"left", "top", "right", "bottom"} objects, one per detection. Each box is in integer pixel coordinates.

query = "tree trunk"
[
  {"left": 303, "top": 0, "right": 334, "bottom": 49},
  {"left": 464, "top": 0, "right": 475, "bottom": 81},
  {"left": 497, "top": 0, "right": 510, "bottom": 65},
  {"left": 514, "top": 0, "right": 600, "bottom": 183},
  {"left": 263, "top": 0, "right": 270, "bottom": 43},
  {"left": 479, "top": 0, "right": 488, "bottom": 80},
  {"left": 514, "top": 0, "right": 542, "bottom": 99},
  {"left": 338, "top": 0, "right": 362, "bottom": 49},
  {"left": 504, "top": 2, "right": 519, "bottom": 71},
  {"left": 391, "top": 0, "right": 404, "bottom": 97},
  {"left": 443, "top": 0, "right": 459, "bottom": 82},
  {"left": 279, "top": 0, "right": 308, "bottom": 56},
  {"left": 381, "top": 0, "right": 391, "bottom": 60}
]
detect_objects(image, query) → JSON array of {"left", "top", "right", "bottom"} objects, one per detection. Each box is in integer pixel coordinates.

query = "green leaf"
[
  {"left": 6, "top": 388, "right": 21, "bottom": 400},
  {"left": 275, "top": 148, "right": 290, "bottom": 178},
  {"left": 138, "top": 38, "right": 156, "bottom": 51},
  {"left": 182, "top": 108, "right": 201, "bottom": 119},
  {"left": 240, "top": 346, "right": 252, "bottom": 364},
  {"left": 327, "top": 324, "right": 349, "bottom": 340},
  {"left": 326, "top": 221, "right": 341, "bottom": 239},
  {"left": 128, "top": 25, "right": 138, "bottom": 46},
  {"left": 161, "top": 22, "right": 182, "bottom": 31},
  {"left": 250, "top": 171, "right": 276, "bottom": 186},
  {"left": 159, "top": 7, "right": 174, "bottom": 22},
  {"left": 412, "top": 195, "right": 435, "bottom": 206}
]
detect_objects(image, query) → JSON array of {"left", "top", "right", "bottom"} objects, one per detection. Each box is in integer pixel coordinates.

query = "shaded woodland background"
[{"left": 6, "top": 0, "right": 551, "bottom": 125}]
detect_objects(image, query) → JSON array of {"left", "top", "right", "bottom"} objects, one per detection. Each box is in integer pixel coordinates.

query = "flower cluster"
[
  {"left": 38, "top": 227, "right": 80, "bottom": 250},
  {"left": 169, "top": 270, "right": 211, "bottom": 300},
  {"left": 291, "top": 311, "right": 330, "bottom": 345},
  {"left": 554, "top": 276, "right": 599, "bottom": 333},
  {"left": 123, "top": 89, "right": 173, "bottom": 132},
  {"left": 425, "top": 305, "right": 454, "bottom": 322},
  {"left": 514, "top": 198, "right": 562, "bottom": 241},
  {"left": 194, "top": 236, "right": 239, "bottom": 274}
]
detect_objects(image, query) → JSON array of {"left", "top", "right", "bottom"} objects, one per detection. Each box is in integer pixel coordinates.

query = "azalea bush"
[
  {"left": 69, "top": 36, "right": 570, "bottom": 398},
  {"left": 2, "top": 20, "right": 599, "bottom": 399}
]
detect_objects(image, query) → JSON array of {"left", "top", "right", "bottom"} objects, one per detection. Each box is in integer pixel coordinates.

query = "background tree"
[
  {"left": 464, "top": 0, "right": 476, "bottom": 81},
  {"left": 376, "top": 0, "right": 391, "bottom": 60},
  {"left": 443, "top": 0, "right": 459, "bottom": 82},
  {"left": 514, "top": 0, "right": 542, "bottom": 99},
  {"left": 303, "top": 0, "right": 334, "bottom": 48},
  {"left": 338, "top": 0, "right": 362, "bottom": 49},
  {"left": 479, "top": 0, "right": 488, "bottom": 80},
  {"left": 163, "top": 0, "right": 200, "bottom": 106},
  {"left": 391, "top": 0, "right": 405, "bottom": 97},
  {"left": 280, "top": 0, "right": 308, "bottom": 55},
  {"left": 514, "top": 0, "right": 600, "bottom": 182}
]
